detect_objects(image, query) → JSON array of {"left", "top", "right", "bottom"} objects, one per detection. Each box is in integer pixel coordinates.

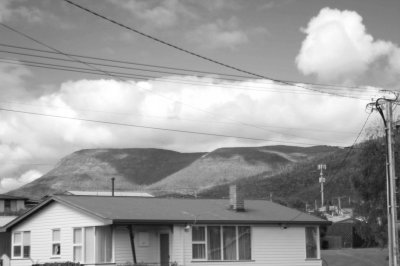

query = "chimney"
[
  {"left": 111, "top": 177, "right": 115, "bottom": 197},
  {"left": 229, "top": 185, "right": 245, "bottom": 212}
]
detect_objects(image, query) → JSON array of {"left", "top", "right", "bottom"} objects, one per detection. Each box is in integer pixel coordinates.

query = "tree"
[{"left": 352, "top": 135, "right": 400, "bottom": 247}]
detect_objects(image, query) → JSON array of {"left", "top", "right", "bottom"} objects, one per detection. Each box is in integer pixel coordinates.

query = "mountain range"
[{"left": 7, "top": 145, "right": 349, "bottom": 204}]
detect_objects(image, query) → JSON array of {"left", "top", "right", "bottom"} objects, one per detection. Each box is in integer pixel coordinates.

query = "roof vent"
[{"left": 229, "top": 185, "right": 245, "bottom": 212}]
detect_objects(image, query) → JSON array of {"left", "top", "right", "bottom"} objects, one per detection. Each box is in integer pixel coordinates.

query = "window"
[
  {"left": 13, "top": 231, "right": 30, "bottom": 258},
  {"left": 192, "top": 226, "right": 251, "bottom": 261},
  {"left": 52, "top": 229, "right": 61, "bottom": 256},
  {"left": 192, "top": 226, "right": 206, "bottom": 259},
  {"left": 73, "top": 228, "right": 82, "bottom": 262},
  {"left": 4, "top": 200, "right": 11, "bottom": 212},
  {"left": 305, "top": 227, "right": 318, "bottom": 259},
  {"left": 73, "top": 226, "right": 113, "bottom": 263}
]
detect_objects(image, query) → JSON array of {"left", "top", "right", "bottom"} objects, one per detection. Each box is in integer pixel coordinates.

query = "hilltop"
[{"left": 7, "top": 145, "right": 340, "bottom": 200}]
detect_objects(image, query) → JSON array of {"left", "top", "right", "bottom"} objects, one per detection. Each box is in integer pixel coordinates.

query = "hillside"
[
  {"left": 149, "top": 145, "right": 339, "bottom": 194},
  {"left": 7, "top": 145, "right": 340, "bottom": 200},
  {"left": 8, "top": 148, "right": 204, "bottom": 199},
  {"left": 198, "top": 146, "right": 360, "bottom": 207}
]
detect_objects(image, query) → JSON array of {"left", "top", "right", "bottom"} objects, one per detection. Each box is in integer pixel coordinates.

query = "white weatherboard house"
[{"left": 1, "top": 186, "right": 329, "bottom": 266}]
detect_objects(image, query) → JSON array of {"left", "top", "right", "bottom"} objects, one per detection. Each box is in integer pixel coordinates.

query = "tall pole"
[
  {"left": 386, "top": 101, "right": 399, "bottom": 266},
  {"left": 318, "top": 164, "right": 327, "bottom": 209}
]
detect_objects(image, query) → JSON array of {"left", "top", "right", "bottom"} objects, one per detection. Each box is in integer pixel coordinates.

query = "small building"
[
  {"left": 1, "top": 186, "right": 329, "bottom": 266},
  {"left": 0, "top": 195, "right": 28, "bottom": 214}
]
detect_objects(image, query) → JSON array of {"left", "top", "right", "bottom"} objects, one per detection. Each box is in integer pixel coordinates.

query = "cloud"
[
  {"left": 0, "top": 170, "right": 42, "bottom": 193},
  {"left": 0, "top": 0, "right": 46, "bottom": 23},
  {"left": 296, "top": 7, "right": 400, "bottom": 87},
  {"left": 108, "top": 0, "right": 194, "bottom": 29},
  {"left": 186, "top": 17, "right": 249, "bottom": 50}
]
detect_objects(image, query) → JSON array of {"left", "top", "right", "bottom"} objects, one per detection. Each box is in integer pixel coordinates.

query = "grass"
[{"left": 321, "top": 248, "right": 388, "bottom": 266}]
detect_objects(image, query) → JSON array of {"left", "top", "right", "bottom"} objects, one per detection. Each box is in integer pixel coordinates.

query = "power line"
[
  {"left": 62, "top": 0, "right": 372, "bottom": 100},
  {"left": 0, "top": 107, "right": 351, "bottom": 147},
  {"left": 0, "top": 100, "right": 360, "bottom": 136},
  {"left": 3, "top": 22, "right": 364, "bottom": 140},
  {"left": 0, "top": 42, "right": 380, "bottom": 93},
  {"left": 0, "top": 57, "right": 376, "bottom": 99}
]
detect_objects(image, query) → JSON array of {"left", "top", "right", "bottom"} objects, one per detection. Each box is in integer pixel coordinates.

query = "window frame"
[
  {"left": 305, "top": 226, "right": 320, "bottom": 260},
  {"left": 191, "top": 226, "right": 206, "bottom": 260},
  {"left": 12, "top": 231, "right": 31, "bottom": 259},
  {"left": 51, "top": 228, "right": 61, "bottom": 257},
  {"left": 191, "top": 225, "right": 252, "bottom": 261},
  {"left": 73, "top": 228, "right": 83, "bottom": 263},
  {"left": 72, "top": 226, "right": 114, "bottom": 264}
]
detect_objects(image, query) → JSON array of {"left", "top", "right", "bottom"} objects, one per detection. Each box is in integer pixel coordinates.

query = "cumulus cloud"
[
  {"left": 0, "top": 170, "right": 42, "bottom": 193},
  {"left": 108, "top": 0, "right": 194, "bottom": 29},
  {"left": 187, "top": 17, "right": 248, "bottom": 50},
  {"left": 296, "top": 7, "right": 400, "bottom": 86},
  {"left": 0, "top": 0, "right": 45, "bottom": 23}
]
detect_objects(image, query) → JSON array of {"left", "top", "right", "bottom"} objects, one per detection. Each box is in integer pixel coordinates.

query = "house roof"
[
  {"left": 2, "top": 195, "right": 330, "bottom": 231},
  {"left": 65, "top": 191, "right": 154, "bottom": 197},
  {"left": 0, "top": 194, "right": 27, "bottom": 200}
]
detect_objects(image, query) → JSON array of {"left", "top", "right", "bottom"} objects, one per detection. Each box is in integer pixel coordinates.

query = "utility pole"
[
  {"left": 318, "top": 164, "right": 327, "bottom": 209},
  {"left": 373, "top": 97, "right": 399, "bottom": 266}
]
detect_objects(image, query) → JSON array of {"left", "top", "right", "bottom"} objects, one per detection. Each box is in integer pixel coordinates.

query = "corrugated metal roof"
[
  {"left": 53, "top": 195, "right": 329, "bottom": 225},
  {"left": 0, "top": 194, "right": 27, "bottom": 200},
  {"left": 66, "top": 191, "right": 154, "bottom": 197}
]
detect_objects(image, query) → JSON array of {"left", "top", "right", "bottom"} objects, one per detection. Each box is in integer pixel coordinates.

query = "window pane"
[
  {"left": 73, "top": 228, "right": 82, "bottom": 244},
  {"left": 238, "top": 226, "right": 251, "bottom": 260},
  {"left": 192, "top": 226, "right": 205, "bottom": 241},
  {"left": 223, "top": 226, "right": 237, "bottom": 260},
  {"left": 23, "top": 246, "right": 30, "bottom": 258},
  {"left": 95, "top": 226, "right": 113, "bottom": 263},
  {"left": 207, "top": 226, "right": 221, "bottom": 260},
  {"left": 13, "top": 246, "right": 21, "bottom": 257},
  {"left": 73, "top": 246, "right": 82, "bottom": 262},
  {"left": 53, "top": 243, "right": 61, "bottom": 256},
  {"left": 14, "top": 232, "right": 22, "bottom": 244},
  {"left": 23, "top": 232, "right": 30, "bottom": 245},
  {"left": 53, "top": 229, "right": 60, "bottom": 242},
  {"left": 306, "top": 227, "right": 317, "bottom": 259},
  {"left": 192, "top": 244, "right": 206, "bottom": 259},
  {"left": 85, "top": 227, "right": 95, "bottom": 263}
]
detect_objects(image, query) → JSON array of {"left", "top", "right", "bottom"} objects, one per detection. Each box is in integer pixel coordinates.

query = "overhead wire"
[
  {"left": 0, "top": 51, "right": 379, "bottom": 98},
  {"left": 0, "top": 58, "right": 377, "bottom": 101},
  {"left": 0, "top": 42, "right": 381, "bottom": 93},
  {"left": 62, "top": 0, "right": 377, "bottom": 100},
  {"left": 0, "top": 100, "right": 359, "bottom": 135},
  {"left": 1, "top": 22, "right": 321, "bottom": 137},
  {"left": 0, "top": 107, "right": 348, "bottom": 146}
]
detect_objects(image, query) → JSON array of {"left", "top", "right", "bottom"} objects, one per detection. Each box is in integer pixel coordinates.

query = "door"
[{"left": 160, "top": 234, "right": 169, "bottom": 266}]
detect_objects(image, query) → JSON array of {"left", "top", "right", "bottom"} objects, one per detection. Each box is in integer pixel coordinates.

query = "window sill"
[
  {"left": 305, "top": 258, "right": 321, "bottom": 261},
  {"left": 50, "top": 256, "right": 62, "bottom": 259},
  {"left": 11, "top": 258, "right": 31, "bottom": 260}
]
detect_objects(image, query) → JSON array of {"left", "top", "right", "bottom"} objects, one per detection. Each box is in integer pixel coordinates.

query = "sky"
[{"left": 0, "top": 0, "right": 399, "bottom": 193}]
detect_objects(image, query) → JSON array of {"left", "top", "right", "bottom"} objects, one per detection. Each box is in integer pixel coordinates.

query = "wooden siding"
[
  {"left": 171, "top": 225, "right": 322, "bottom": 266},
  {"left": 10, "top": 202, "right": 106, "bottom": 266},
  {"left": 114, "top": 225, "right": 171, "bottom": 265}
]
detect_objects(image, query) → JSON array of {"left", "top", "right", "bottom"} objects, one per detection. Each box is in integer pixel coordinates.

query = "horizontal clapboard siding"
[
  {"left": 172, "top": 225, "right": 322, "bottom": 266},
  {"left": 10, "top": 202, "right": 106, "bottom": 266}
]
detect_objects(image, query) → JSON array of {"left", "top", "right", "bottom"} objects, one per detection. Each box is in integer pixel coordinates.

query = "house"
[
  {"left": 1, "top": 186, "right": 329, "bottom": 266},
  {"left": 0, "top": 195, "right": 28, "bottom": 215}
]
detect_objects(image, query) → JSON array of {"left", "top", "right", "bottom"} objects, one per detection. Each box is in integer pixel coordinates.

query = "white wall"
[
  {"left": 172, "top": 224, "right": 322, "bottom": 266},
  {"left": 114, "top": 225, "right": 172, "bottom": 265},
  {"left": 10, "top": 202, "right": 107, "bottom": 266}
]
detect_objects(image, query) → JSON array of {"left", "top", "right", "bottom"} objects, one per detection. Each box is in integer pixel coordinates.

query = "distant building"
[
  {"left": 63, "top": 190, "right": 154, "bottom": 197},
  {"left": 0, "top": 195, "right": 26, "bottom": 214}
]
